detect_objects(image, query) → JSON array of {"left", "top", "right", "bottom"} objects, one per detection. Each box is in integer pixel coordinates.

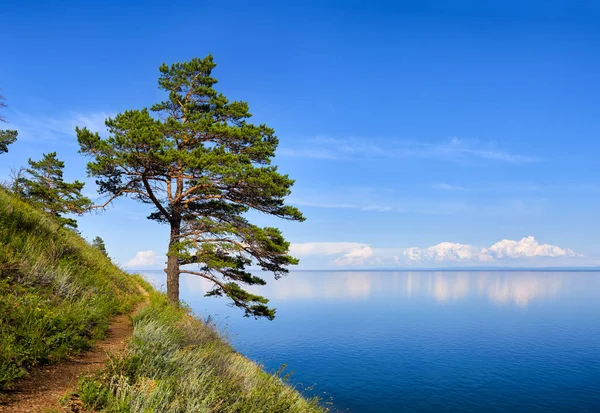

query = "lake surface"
[{"left": 139, "top": 270, "right": 600, "bottom": 412}]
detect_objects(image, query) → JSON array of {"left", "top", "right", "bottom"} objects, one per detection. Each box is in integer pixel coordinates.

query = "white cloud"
[
  {"left": 432, "top": 137, "right": 539, "bottom": 163},
  {"left": 403, "top": 237, "right": 579, "bottom": 264},
  {"left": 288, "top": 191, "right": 450, "bottom": 215},
  {"left": 333, "top": 245, "right": 374, "bottom": 266},
  {"left": 292, "top": 236, "right": 582, "bottom": 267},
  {"left": 292, "top": 201, "right": 393, "bottom": 212},
  {"left": 289, "top": 186, "right": 547, "bottom": 217},
  {"left": 432, "top": 182, "right": 542, "bottom": 192},
  {"left": 361, "top": 205, "right": 394, "bottom": 212},
  {"left": 485, "top": 236, "right": 579, "bottom": 259},
  {"left": 12, "top": 110, "right": 112, "bottom": 142},
  {"left": 291, "top": 242, "right": 391, "bottom": 266},
  {"left": 277, "top": 148, "right": 337, "bottom": 159},
  {"left": 280, "top": 136, "right": 539, "bottom": 163},
  {"left": 290, "top": 242, "right": 382, "bottom": 267},
  {"left": 289, "top": 189, "right": 396, "bottom": 212},
  {"left": 288, "top": 200, "right": 364, "bottom": 210},
  {"left": 432, "top": 182, "right": 466, "bottom": 191},
  {"left": 404, "top": 242, "right": 494, "bottom": 262},
  {"left": 290, "top": 242, "right": 369, "bottom": 257},
  {"left": 127, "top": 250, "right": 159, "bottom": 267},
  {"left": 71, "top": 112, "right": 110, "bottom": 133}
]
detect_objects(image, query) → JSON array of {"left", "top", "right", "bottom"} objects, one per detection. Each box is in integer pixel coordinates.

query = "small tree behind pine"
[
  {"left": 91, "top": 236, "right": 109, "bottom": 257},
  {"left": 23, "top": 152, "right": 92, "bottom": 228}
]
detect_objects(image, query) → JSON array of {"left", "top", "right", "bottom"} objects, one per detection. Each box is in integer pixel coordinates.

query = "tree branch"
[
  {"left": 142, "top": 174, "right": 171, "bottom": 221},
  {"left": 89, "top": 189, "right": 148, "bottom": 210}
]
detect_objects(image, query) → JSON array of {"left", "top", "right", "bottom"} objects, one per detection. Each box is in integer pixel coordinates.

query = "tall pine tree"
[
  {"left": 77, "top": 55, "right": 304, "bottom": 318},
  {"left": 23, "top": 152, "right": 92, "bottom": 228}
]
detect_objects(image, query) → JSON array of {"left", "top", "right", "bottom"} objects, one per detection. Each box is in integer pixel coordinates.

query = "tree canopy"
[
  {"left": 77, "top": 55, "right": 304, "bottom": 319},
  {"left": 23, "top": 152, "right": 92, "bottom": 228}
]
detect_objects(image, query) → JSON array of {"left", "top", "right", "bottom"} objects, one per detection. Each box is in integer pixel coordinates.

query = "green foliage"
[
  {"left": 0, "top": 130, "right": 17, "bottom": 155},
  {"left": 0, "top": 188, "right": 142, "bottom": 390},
  {"left": 76, "top": 283, "right": 328, "bottom": 412},
  {"left": 92, "top": 236, "right": 109, "bottom": 257},
  {"left": 0, "top": 93, "right": 17, "bottom": 155},
  {"left": 77, "top": 55, "right": 304, "bottom": 317},
  {"left": 22, "top": 152, "right": 92, "bottom": 229}
]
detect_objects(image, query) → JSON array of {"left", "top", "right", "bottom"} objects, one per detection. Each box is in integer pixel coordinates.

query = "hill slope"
[
  {"left": 0, "top": 189, "right": 327, "bottom": 412},
  {"left": 0, "top": 188, "right": 143, "bottom": 390},
  {"left": 76, "top": 282, "right": 327, "bottom": 412}
]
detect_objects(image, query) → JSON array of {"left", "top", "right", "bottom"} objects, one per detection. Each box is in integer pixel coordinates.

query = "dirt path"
[{"left": 0, "top": 284, "right": 149, "bottom": 413}]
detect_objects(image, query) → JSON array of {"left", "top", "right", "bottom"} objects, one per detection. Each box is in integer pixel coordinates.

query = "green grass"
[
  {"left": 76, "top": 278, "right": 329, "bottom": 412},
  {"left": 0, "top": 188, "right": 143, "bottom": 389},
  {"left": 0, "top": 187, "right": 329, "bottom": 411}
]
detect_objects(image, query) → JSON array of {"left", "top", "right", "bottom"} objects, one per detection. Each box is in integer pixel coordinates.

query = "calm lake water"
[{"left": 139, "top": 270, "right": 600, "bottom": 413}]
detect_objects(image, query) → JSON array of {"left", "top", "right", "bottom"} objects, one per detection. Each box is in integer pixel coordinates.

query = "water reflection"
[
  {"left": 180, "top": 271, "right": 374, "bottom": 299},
  {"left": 428, "top": 273, "right": 470, "bottom": 302},
  {"left": 481, "top": 275, "right": 563, "bottom": 306},
  {"left": 139, "top": 270, "right": 568, "bottom": 308},
  {"left": 417, "top": 272, "right": 564, "bottom": 307},
  {"left": 269, "top": 271, "right": 565, "bottom": 307}
]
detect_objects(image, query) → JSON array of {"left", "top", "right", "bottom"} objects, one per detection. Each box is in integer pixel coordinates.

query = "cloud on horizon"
[
  {"left": 291, "top": 236, "right": 582, "bottom": 267},
  {"left": 126, "top": 250, "right": 159, "bottom": 267}
]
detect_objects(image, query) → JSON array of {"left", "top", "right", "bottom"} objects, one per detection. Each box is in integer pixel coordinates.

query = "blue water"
[{"left": 139, "top": 270, "right": 600, "bottom": 412}]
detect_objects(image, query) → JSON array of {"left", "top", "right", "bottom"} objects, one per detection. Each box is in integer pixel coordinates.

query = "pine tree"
[
  {"left": 92, "top": 236, "right": 108, "bottom": 257},
  {"left": 77, "top": 55, "right": 304, "bottom": 318},
  {"left": 0, "top": 94, "right": 17, "bottom": 155},
  {"left": 23, "top": 152, "right": 92, "bottom": 228}
]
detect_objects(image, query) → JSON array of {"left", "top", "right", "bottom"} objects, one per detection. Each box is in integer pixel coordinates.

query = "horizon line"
[{"left": 128, "top": 266, "right": 600, "bottom": 273}]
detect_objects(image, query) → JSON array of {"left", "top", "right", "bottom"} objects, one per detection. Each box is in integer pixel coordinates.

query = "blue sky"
[{"left": 1, "top": 0, "right": 600, "bottom": 269}]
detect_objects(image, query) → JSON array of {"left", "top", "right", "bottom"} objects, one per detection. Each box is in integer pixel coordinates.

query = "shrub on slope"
[{"left": 0, "top": 188, "right": 142, "bottom": 389}]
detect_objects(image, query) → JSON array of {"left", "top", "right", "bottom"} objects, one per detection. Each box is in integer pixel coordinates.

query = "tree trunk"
[{"left": 166, "top": 218, "right": 181, "bottom": 305}]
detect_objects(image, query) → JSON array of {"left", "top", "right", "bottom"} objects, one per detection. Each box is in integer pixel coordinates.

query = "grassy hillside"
[
  {"left": 0, "top": 188, "right": 328, "bottom": 412},
  {"left": 75, "top": 279, "right": 328, "bottom": 412},
  {"left": 0, "top": 188, "right": 143, "bottom": 389}
]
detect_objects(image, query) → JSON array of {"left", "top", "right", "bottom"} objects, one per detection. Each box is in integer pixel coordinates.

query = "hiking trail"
[{"left": 0, "top": 283, "right": 149, "bottom": 413}]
